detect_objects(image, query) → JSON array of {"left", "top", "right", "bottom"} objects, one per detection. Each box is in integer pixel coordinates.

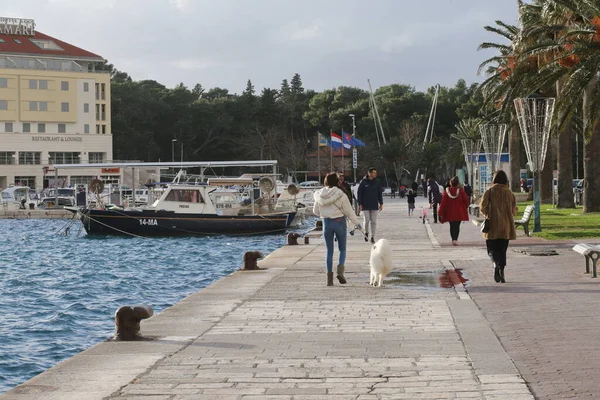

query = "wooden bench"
[
  {"left": 468, "top": 204, "right": 480, "bottom": 217},
  {"left": 573, "top": 243, "right": 600, "bottom": 278},
  {"left": 515, "top": 205, "right": 534, "bottom": 236}
]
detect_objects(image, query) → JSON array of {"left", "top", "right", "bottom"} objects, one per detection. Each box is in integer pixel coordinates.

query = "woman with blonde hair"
[
  {"left": 314, "top": 172, "right": 362, "bottom": 286},
  {"left": 480, "top": 170, "right": 517, "bottom": 283}
]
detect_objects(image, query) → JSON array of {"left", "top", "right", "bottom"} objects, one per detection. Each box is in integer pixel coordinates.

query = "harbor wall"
[{"left": 0, "top": 209, "right": 72, "bottom": 219}]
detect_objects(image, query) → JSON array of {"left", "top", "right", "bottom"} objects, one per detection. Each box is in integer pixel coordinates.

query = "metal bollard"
[
  {"left": 287, "top": 233, "right": 300, "bottom": 245},
  {"left": 242, "top": 251, "right": 264, "bottom": 270},
  {"left": 315, "top": 220, "right": 323, "bottom": 231},
  {"left": 113, "top": 304, "right": 153, "bottom": 341}
]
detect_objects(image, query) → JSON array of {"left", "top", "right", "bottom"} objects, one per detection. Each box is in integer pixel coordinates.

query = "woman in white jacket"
[{"left": 313, "top": 172, "right": 361, "bottom": 286}]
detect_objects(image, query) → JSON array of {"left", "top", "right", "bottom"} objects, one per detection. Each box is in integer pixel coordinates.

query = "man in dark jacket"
[
  {"left": 357, "top": 167, "right": 383, "bottom": 243},
  {"left": 337, "top": 172, "right": 353, "bottom": 205},
  {"left": 427, "top": 176, "right": 442, "bottom": 223}
]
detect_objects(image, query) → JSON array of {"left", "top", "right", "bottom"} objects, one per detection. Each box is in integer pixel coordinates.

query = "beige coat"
[{"left": 480, "top": 184, "right": 517, "bottom": 240}]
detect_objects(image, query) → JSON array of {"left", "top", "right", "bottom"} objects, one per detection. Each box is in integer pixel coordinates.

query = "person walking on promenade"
[
  {"left": 421, "top": 179, "right": 428, "bottom": 198},
  {"left": 480, "top": 170, "right": 517, "bottom": 283},
  {"left": 390, "top": 181, "right": 397, "bottom": 199},
  {"left": 438, "top": 176, "right": 470, "bottom": 246},
  {"left": 314, "top": 172, "right": 361, "bottom": 286},
  {"left": 337, "top": 172, "right": 353, "bottom": 205},
  {"left": 464, "top": 182, "right": 473, "bottom": 204},
  {"left": 412, "top": 181, "right": 419, "bottom": 194},
  {"left": 357, "top": 167, "right": 383, "bottom": 244},
  {"left": 406, "top": 189, "right": 417, "bottom": 216},
  {"left": 427, "top": 176, "right": 442, "bottom": 223}
]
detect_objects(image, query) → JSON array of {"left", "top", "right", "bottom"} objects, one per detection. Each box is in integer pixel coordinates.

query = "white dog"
[{"left": 369, "top": 238, "right": 392, "bottom": 287}]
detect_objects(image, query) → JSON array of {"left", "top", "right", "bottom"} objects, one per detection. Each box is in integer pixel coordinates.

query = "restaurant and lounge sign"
[{"left": 0, "top": 17, "right": 35, "bottom": 36}]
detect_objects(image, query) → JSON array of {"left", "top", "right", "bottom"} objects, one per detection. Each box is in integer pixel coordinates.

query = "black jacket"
[
  {"left": 428, "top": 180, "right": 441, "bottom": 204},
  {"left": 357, "top": 176, "right": 383, "bottom": 210},
  {"left": 339, "top": 181, "right": 353, "bottom": 204}
]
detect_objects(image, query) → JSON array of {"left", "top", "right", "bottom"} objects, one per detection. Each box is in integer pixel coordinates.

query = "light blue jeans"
[{"left": 323, "top": 217, "right": 347, "bottom": 273}]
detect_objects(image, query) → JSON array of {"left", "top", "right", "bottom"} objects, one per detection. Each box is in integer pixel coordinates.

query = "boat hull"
[{"left": 70, "top": 208, "right": 297, "bottom": 237}]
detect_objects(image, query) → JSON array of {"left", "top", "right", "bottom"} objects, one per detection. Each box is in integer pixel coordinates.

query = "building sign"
[
  {"left": 32, "top": 136, "right": 83, "bottom": 142},
  {"left": 101, "top": 168, "right": 120, "bottom": 173},
  {"left": 352, "top": 148, "right": 358, "bottom": 169},
  {"left": 0, "top": 17, "right": 35, "bottom": 36}
]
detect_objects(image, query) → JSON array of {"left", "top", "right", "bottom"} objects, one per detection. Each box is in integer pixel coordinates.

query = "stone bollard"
[
  {"left": 304, "top": 236, "right": 310, "bottom": 244},
  {"left": 113, "top": 304, "right": 153, "bottom": 341},
  {"left": 242, "top": 251, "right": 264, "bottom": 270},
  {"left": 315, "top": 220, "right": 323, "bottom": 231},
  {"left": 287, "top": 232, "right": 300, "bottom": 245}
]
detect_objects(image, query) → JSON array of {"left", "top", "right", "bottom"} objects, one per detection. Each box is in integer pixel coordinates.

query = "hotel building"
[{"left": 0, "top": 17, "right": 115, "bottom": 190}]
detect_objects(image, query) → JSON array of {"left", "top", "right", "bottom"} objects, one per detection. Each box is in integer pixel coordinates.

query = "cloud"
[
  {"left": 169, "top": 0, "right": 189, "bottom": 11},
  {"left": 278, "top": 21, "right": 322, "bottom": 41},
  {"left": 170, "top": 58, "right": 222, "bottom": 70}
]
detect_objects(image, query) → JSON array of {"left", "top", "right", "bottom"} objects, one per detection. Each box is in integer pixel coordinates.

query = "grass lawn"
[{"left": 517, "top": 201, "right": 600, "bottom": 240}]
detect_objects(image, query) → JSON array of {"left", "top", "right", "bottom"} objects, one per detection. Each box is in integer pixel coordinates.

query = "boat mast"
[
  {"left": 367, "top": 79, "right": 390, "bottom": 187},
  {"left": 415, "top": 83, "right": 440, "bottom": 182}
]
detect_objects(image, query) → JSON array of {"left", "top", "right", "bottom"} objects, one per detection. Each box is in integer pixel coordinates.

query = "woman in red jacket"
[{"left": 438, "top": 176, "right": 470, "bottom": 246}]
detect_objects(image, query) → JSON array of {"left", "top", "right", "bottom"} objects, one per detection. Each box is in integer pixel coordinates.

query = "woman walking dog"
[{"left": 314, "top": 172, "right": 362, "bottom": 286}]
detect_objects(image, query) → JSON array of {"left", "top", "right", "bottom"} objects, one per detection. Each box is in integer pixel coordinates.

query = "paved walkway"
[{"left": 2, "top": 196, "right": 598, "bottom": 399}]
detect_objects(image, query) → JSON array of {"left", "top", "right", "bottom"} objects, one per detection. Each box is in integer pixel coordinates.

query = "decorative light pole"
[
  {"left": 514, "top": 96, "right": 555, "bottom": 232},
  {"left": 480, "top": 124, "right": 507, "bottom": 192},
  {"left": 460, "top": 138, "right": 481, "bottom": 203}
]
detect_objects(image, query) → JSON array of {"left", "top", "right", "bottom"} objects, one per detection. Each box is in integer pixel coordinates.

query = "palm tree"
[{"left": 519, "top": 0, "right": 600, "bottom": 212}]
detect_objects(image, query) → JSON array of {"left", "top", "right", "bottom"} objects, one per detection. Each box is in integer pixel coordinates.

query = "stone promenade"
[{"left": 2, "top": 195, "right": 599, "bottom": 399}]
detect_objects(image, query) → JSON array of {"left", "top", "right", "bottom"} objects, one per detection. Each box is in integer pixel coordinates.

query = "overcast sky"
[{"left": 5, "top": 0, "right": 518, "bottom": 93}]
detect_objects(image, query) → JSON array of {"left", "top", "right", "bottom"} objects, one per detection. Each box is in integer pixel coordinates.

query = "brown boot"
[
  {"left": 327, "top": 272, "right": 334, "bottom": 286},
  {"left": 336, "top": 264, "right": 347, "bottom": 284}
]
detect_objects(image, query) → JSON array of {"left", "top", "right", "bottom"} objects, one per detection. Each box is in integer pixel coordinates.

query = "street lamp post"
[
  {"left": 181, "top": 142, "right": 184, "bottom": 163},
  {"left": 480, "top": 124, "right": 507, "bottom": 192},
  {"left": 514, "top": 96, "right": 555, "bottom": 233},
  {"left": 171, "top": 139, "right": 177, "bottom": 162}
]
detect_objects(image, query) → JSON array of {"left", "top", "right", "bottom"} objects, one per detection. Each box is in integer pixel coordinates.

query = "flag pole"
[
  {"left": 330, "top": 129, "right": 333, "bottom": 171},
  {"left": 317, "top": 131, "right": 321, "bottom": 183},
  {"left": 341, "top": 128, "right": 345, "bottom": 174}
]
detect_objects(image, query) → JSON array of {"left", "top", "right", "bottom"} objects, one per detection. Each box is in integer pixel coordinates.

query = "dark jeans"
[
  {"left": 432, "top": 202, "right": 439, "bottom": 222},
  {"left": 449, "top": 221, "right": 461, "bottom": 241},
  {"left": 486, "top": 239, "right": 510, "bottom": 268}
]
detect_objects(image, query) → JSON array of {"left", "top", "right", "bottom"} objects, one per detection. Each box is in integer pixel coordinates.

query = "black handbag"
[{"left": 481, "top": 218, "right": 490, "bottom": 233}]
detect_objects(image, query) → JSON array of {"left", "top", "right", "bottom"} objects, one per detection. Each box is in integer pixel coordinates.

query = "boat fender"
[
  {"left": 287, "top": 232, "right": 300, "bottom": 245},
  {"left": 113, "top": 304, "right": 154, "bottom": 341},
  {"left": 242, "top": 251, "right": 264, "bottom": 270}
]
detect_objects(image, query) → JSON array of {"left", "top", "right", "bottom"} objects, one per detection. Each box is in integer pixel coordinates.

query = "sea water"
[{"left": 0, "top": 218, "right": 305, "bottom": 393}]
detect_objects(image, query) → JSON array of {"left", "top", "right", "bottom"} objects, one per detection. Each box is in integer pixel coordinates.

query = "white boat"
[
  {"left": 1, "top": 186, "right": 34, "bottom": 210},
  {"left": 38, "top": 187, "right": 76, "bottom": 208}
]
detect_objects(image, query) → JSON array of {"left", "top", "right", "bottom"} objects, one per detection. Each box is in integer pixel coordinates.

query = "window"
[
  {"left": 165, "top": 189, "right": 203, "bottom": 203},
  {"left": 22, "top": 123, "right": 30, "bottom": 133},
  {"left": 48, "top": 152, "right": 80, "bottom": 164},
  {"left": 83, "top": 103, "right": 89, "bottom": 113},
  {"left": 83, "top": 82, "right": 89, "bottom": 92},
  {"left": 0, "top": 152, "right": 15, "bottom": 164},
  {"left": 18, "top": 152, "right": 41, "bottom": 165},
  {"left": 95, "top": 104, "right": 100, "bottom": 120},
  {"left": 58, "top": 123, "right": 66, "bottom": 133},
  {"left": 84, "top": 124, "right": 89, "bottom": 134},
  {"left": 70, "top": 176, "right": 95, "bottom": 185},
  {"left": 101, "top": 83, "right": 106, "bottom": 100},
  {"left": 39, "top": 101, "right": 47, "bottom": 111},
  {"left": 29, "top": 79, "right": 37, "bottom": 89},
  {"left": 29, "top": 101, "right": 37, "bottom": 111},
  {"left": 61, "top": 102, "right": 69, "bottom": 112},
  {"left": 95, "top": 83, "right": 99, "bottom": 100},
  {"left": 101, "top": 104, "right": 106, "bottom": 120},
  {"left": 101, "top": 125, "right": 106, "bottom": 134},
  {"left": 14, "top": 176, "right": 36, "bottom": 189},
  {"left": 30, "top": 39, "right": 63, "bottom": 50},
  {"left": 39, "top": 80, "right": 48, "bottom": 90},
  {"left": 89, "top": 152, "right": 104, "bottom": 163},
  {"left": 38, "top": 123, "right": 45, "bottom": 133},
  {"left": 0, "top": 38, "right": 5, "bottom": 43},
  {"left": 0, "top": 100, "right": 7, "bottom": 110},
  {"left": 61, "top": 81, "right": 69, "bottom": 91},
  {"left": 13, "top": 39, "right": 22, "bottom": 44},
  {"left": 0, "top": 77, "right": 6, "bottom": 88},
  {"left": 96, "top": 124, "right": 100, "bottom": 134},
  {"left": 5, "top": 122, "right": 13, "bottom": 132}
]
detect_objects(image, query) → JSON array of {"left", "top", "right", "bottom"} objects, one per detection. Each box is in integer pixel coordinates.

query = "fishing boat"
[
  {"left": 65, "top": 178, "right": 296, "bottom": 237},
  {"left": 0, "top": 185, "right": 34, "bottom": 210}
]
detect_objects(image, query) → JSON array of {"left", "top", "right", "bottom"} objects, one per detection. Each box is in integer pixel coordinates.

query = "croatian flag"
[
  {"left": 331, "top": 132, "right": 343, "bottom": 147},
  {"left": 342, "top": 132, "right": 353, "bottom": 149},
  {"left": 343, "top": 131, "right": 366, "bottom": 147}
]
